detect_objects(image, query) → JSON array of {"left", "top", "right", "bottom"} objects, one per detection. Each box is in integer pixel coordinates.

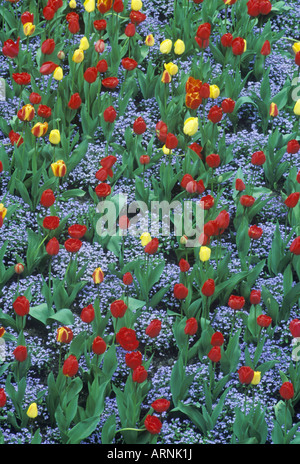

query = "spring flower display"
[{"left": 0, "top": 0, "right": 299, "bottom": 448}]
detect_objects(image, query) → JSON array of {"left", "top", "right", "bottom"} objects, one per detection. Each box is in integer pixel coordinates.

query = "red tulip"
[
  {"left": 41, "top": 38, "right": 56, "bottom": 55},
  {"left": 132, "top": 365, "right": 148, "bottom": 383},
  {"left": 279, "top": 382, "right": 294, "bottom": 400},
  {"left": 184, "top": 317, "right": 198, "bottom": 336},
  {"left": 64, "top": 238, "right": 82, "bottom": 253},
  {"left": 201, "top": 279, "right": 215, "bottom": 297},
  {"left": 211, "top": 331, "right": 224, "bottom": 346},
  {"left": 2, "top": 37, "right": 20, "bottom": 58},
  {"left": 208, "top": 346, "right": 221, "bottom": 363},
  {"left": 290, "top": 237, "right": 300, "bottom": 255},
  {"left": 238, "top": 366, "right": 254, "bottom": 384},
  {"left": 68, "top": 93, "right": 82, "bottom": 110},
  {"left": 285, "top": 192, "right": 300, "bottom": 208},
  {"left": 125, "top": 351, "right": 142, "bottom": 370},
  {"left": 248, "top": 225, "right": 263, "bottom": 240},
  {"left": 145, "top": 319, "right": 162, "bottom": 338},
  {"left": 84, "top": 67, "right": 98, "bottom": 83},
  {"left": 144, "top": 415, "right": 162, "bottom": 434},
  {"left": 151, "top": 398, "right": 170, "bottom": 413},
  {"left": 46, "top": 237, "right": 60, "bottom": 256},
  {"left": 40, "top": 61, "right": 58, "bottom": 75},
  {"left": 80, "top": 304, "right": 95, "bottom": 323},
  {"left": 257, "top": 314, "right": 272, "bottom": 328},
  {"left": 62, "top": 355, "right": 78, "bottom": 377},
  {"left": 133, "top": 116, "right": 147, "bottom": 134},
  {"left": 228, "top": 295, "right": 245, "bottom": 310},
  {"left": 92, "top": 336, "right": 106, "bottom": 355},
  {"left": 103, "top": 106, "right": 117, "bottom": 123}
]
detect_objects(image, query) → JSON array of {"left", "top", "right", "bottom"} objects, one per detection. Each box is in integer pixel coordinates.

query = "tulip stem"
[
  {"left": 32, "top": 139, "right": 38, "bottom": 175},
  {"left": 116, "top": 427, "right": 146, "bottom": 433},
  {"left": 48, "top": 259, "right": 52, "bottom": 301},
  {"left": 37, "top": 233, "right": 49, "bottom": 251}
]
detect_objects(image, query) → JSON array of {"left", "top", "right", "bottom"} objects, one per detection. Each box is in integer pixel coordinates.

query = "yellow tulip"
[
  {"left": 69, "top": 0, "right": 76, "bottom": 7},
  {"left": 294, "top": 99, "right": 300, "bottom": 116},
  {"left": 209, "top": 84, "right": 220, "bottom": 99},
  {"left": 251, "top": 371, "right": 261, "bottom": 385},
  {"left": 79, "top": 37, "right": 89, "bottom": 51},
  {"left": 31, "top": 122, "right": 48, "bottom": 137},
  {"left": 174, "top": 39, "right": 185, "bottom": 55},
  {"left": 161, "top": 70, "right": 171, "bottom": 83},
  {"left": 131, "top": 0, "right": 142, "bottom": 10},
  {"left": 160, "top": 39, "right": 172, "bottom": 54},
  {"left": 140, "top": 232, "right": 151, "bottom": 247},
  {"left": 53, "top": 66, "right": 63, "bottom": 81},
  {"left": 0, "top": 204, "right": 7, "bottom": 220},
  {"left": 269, "top": 102, "right": 278, "bottom": 117},
  {"left": 18, "top": 104, "right": 35, "bottom": 122},
  {"left": 49, "top": 129, "right": 61, "bottom": 145},
  {"left": 27, "top": 403, "right": 38, "bottom": 419},
  {"left": 183, "top": 117, "right": 198, "bottom": 136},
  {"left": 92, "top": 267, "right": 104, "bottom": 284},
  {"left": 199, "top": 246, "right": 211, "bottom": 262},
  {"left": 180, "top": 235, "right": 188, "bottom": 245},
  {"left": 72, "top": 49, "right": 84, "bottom": 63},
  {"left": 84, "top": 0, "right": 95, "bottom": 12},
  {"left": 145, "top": 34, "right": 155, "bottom": 46},
  {"left": 292, "top": 42, "right": 300, "bottom": 54},
  {"left": 164, "top": 62, "right": 178, "bottom": 76},
  {"left": 23, "top": 22, "right": 35, "bottom": 36},
  {"left": 51, "top": 160, "right": 67, "bottom": 177},
  {"left": 162, "top": 145, "right": 172, "bottom": 155}
]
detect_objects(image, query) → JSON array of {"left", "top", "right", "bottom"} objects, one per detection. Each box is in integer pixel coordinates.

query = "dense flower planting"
[{"left": 0, "top": 0, "right": 300, "bottom": 446}]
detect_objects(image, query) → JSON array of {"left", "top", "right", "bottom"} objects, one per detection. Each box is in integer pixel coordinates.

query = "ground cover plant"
[{"left": 0, "top": 0, "right": 300, "bottom": 446}]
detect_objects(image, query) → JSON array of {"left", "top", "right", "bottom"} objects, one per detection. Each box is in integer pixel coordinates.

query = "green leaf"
[
  {"left": 47, "top": 308, "right": 75, "bottom": 325},
  {"left": 101, "top": 414, "right": 116, "bottom": 444}
]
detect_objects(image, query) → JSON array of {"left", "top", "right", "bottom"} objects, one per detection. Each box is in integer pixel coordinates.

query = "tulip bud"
[
  {"left": 180, "top": 235, "right": 188, "bottom": 245},
  {"left": 84, "top": 0, "right": 95, "bottom": 12},
  {"left": 57, "top": 50, "right": 65, "bottom": 60},
  {"left": 252, "top": 371, "right": 262, "bottom": 385},
  {"left": 92, "top": 267, "right": 104, "bottom": 284},
  {"left": 72, "top": 49, "right": 84, "bottom": 63},
  {"left": 0, "top": 204, "right": 7, "bottom": 220},
  {"left": 160, "top": 39, "right": 172, "bottom": 54},
  {"left": 161, "top": 70, "right": 171, "bottom": 83},
  {"left": 174, "top": 39, "right": 185, "bottom": 55},
  {"left": 27, "top": 403, "right": 38, "bottom": 419},
  {"left": 292, "top": 42, "right": 300, "bottom": 54},
  {"left": 183, "top": 117, "right": 198, "bottom": 136},
  {"left": 51, "top": 160, "right": 67, "bottom": 177},
  {"left": 131, "top": 0, "right": 143, "bottom": 10},
  {"left": 269, "top": 102, "right": 278, "bottom": 117},
  {"left": 162, "top": 144, "right": 172, "bottom": 155},
  {"left": 23, "top": 22, "right": 35, "bottom": 36},
  {"left": 140, "top": 232, "right": 151, "bottom": 246},
  {"left": 294, "top": 99, "right": 300, "bottom": 116},
  {"left": 31, "top": 122, "right": 48, "bottom": 137},
  {"left": 14, "top": 263, "right": 24, "bottom": 274},
  {"left": 164, "top": 62, "right": 178, "bottom": 76},
  {"left": 209, "top": 84, "right": 220, "bottom": 99},
  {"left": 145, "top": 34, "right": 155, "bottom": 46},
  {"left": 69, "top": 0, "right": 76, "bottom": 7},
  {"left": 53, "top": 66, "right": 63, "bottom": 80},
  {"left": 199, "top": 246, "right": 211, "bottom": 262},
  {"left": 49, "top": 129, "right": 61, "bottom": 144},
  {"left": 95, "top": 39, "right": 105, "bottom": 53},
  {"left": 79, "top": 37, "right": 89, "bottom": 51}
]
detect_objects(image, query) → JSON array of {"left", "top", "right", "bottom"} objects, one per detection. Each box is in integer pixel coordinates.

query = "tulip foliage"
[{"left": 0, "top": 0, "right": 300, "bottom": 447}]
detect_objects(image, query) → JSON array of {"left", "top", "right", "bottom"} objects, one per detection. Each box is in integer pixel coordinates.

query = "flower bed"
[{"left": 0, "top": 0, "right": 300, "bottom": 446}]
